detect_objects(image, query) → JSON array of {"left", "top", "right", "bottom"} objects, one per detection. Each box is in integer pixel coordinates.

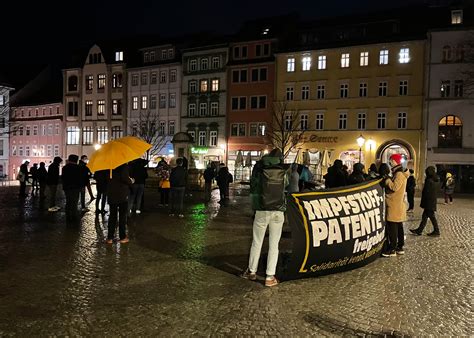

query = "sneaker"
[
  {"left": 169, "top": 213, "right": 175, "bottom": 217},
  {"left": 427, "top": 232, "right": 440, "bottom": 237},
  {"left": 48, "top": 207, "right": 57, "bottom": 212},
  {"left": 409, "top": 229, "right": 422, "bottom": 236},
  {"left": 119, "top": 237, "right": 129, "bottom": 244},
  {"left": 396, "top": 248, "right": 405, "bottom": 255},
  {"left": 136, "top": 210, "right": 141, "bottom": 214},
  {"left": 105, "top": 239, "right": 113, "bottom": 244},
  {"left": 240, "top": 269, "right": 257, "bottom": 281},
  {"left": 382, "top": 250, "right": 397, "bottom": 257},
  {"left": 178, "top": 214, "right": 184, "bottom": 218},
  {"left": 265, "top": 276, "right": 279, "bottom": 287}
]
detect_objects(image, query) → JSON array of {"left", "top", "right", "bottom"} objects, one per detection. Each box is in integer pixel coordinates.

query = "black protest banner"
[{"left": 283, "top": 179, "right": 385, "bottom": 279}]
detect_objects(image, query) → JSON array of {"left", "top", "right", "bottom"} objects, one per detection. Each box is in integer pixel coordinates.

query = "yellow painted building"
[{"left": 275, "top": 40, "right": 426, "bottom": 183}]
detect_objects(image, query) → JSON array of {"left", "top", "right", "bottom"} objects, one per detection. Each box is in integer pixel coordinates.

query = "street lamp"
[{"left": 356, "top": 134, "right": 365, "bottom": 163}]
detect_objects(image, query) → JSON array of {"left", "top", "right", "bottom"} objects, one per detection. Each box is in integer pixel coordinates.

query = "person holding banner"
[
  {"left": 382, "top": 154, "right": 410, "bottom": 257},
  {"left": 241, "top": 149, "right": 288, "bottom": 287}
]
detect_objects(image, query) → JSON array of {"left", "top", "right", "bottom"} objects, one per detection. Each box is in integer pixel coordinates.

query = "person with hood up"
[
  {"left": 216, "top": 166, "right": 233, "bottom": 205},
  {"left": 37, "top": 162, "right": 48, "bottom": 199},
  {"left": 324, "top": 159, "right": 347, "bottom": 188},
  {"left": 442, "top": 172, "right": 455, "bottom": 205},
  {"left": 347, "top": 162, "right": 367, "bottom": 185},
  {"left": 410, "top": 166, "right": 440, "bottom": 237},
  {"left": 382, "top": 153, "right": 410, "bottom": 257},
  {"left": 47, "top": 157, "right": 62, "bottom": 212},
  {"left": 406, "top": 169, "right": 416, "bottom": 213},
  {"left": 368, "top": 163, "right": 379, "bottom": 179}
]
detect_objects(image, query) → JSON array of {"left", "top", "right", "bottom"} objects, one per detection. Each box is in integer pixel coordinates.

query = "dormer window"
[
  {"left": 150, "top": 51, "right": 155, "bottom": 61},
  {"left": 451, "top": 10, "right": 463, "bottom": 25},
  {"left": 162, "top": 49, "right": 168, "bottom": 59},
  {"left": 115, "top": 51, "right": 123, "bottom": 62},
  {"left": 168, "top": 49, "right": 174, "bottom": 58},
  {"left": 144, "top": 52, "right": 150, "bottom": 63}
]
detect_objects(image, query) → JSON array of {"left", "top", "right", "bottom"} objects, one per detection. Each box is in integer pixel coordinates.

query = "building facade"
[
  {"left": 276, "top": 29, "right": 426, "bottom": 182},
  {"left": 63, "top": 44, "right": 127, "bottom": 158},
  {"left": 127, "top": 44, "right": 182, "bottom": 160},
  {"left": 425, "top": 14, "right": 474, "bottom": 192},
  {"left": 181, "top": 44, "right": 228, "bottom": 168},
  {"left": 0, "top": 84, "right": 14, "bottom": 178},
  {"left": 226, "top": 38, "right": 275, "bottom": 178},
  {"left": 9, "top": 103, "right": 64, "bottom": 175}
]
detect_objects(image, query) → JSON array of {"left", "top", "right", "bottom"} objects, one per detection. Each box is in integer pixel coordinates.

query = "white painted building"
[
  {"left": 63, "top": 44, "right": 127, "bottom": 159},
  {"left": 181, "top": 44, "right": 228, "bottom": 168},
  {"left": 425, "top": 10, "right": 474, "bottom": 192},
  {"left": 127, "top": 44, "right": 182, "bottom": 159},
  {"left": 0, "top": 83, "right": 14, "bottom": 178}
]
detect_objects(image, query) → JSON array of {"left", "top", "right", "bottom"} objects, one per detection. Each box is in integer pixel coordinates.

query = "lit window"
[
  {"left": 98, "top": 74, "right": 106, "bottom": 89},
  {"left": 379, "top": 50, "right": 389, "bottom": 65},
  {"left": 111, "top": 126, "right": 123, "bottom": 139},
  {"left": 287, "top": 57, "right": 295, "bottom": 72},
  {"left": 200, "top": 80, "right": 208, "bottom": 92},
  {"left": 112, "top": 99, "right": 122, "bottom": 115},
  {"left": 112, "top": 73, "right": 122, "bottom": 88},
  {"left": 341, "top": 53, "right": 350, "bottom": 68},
  {"left": 66, "top": 126, "right": 80, "bottom": 145},
  {"left": 132, "top": 96, "right": 138, "bottom": 110},
  {"left": 318, "top": 55, "right": 326, "bottom": 70},
  {"left": 82, "top": 126, "right": 93, "bottom": 145},
  {"left": 141, "top": 96, "right": 147, "bottom": 109},
  {"left": 97, "top": 126, "right": 108, "bottom": 144},
  {"left": 397, "top": 112, "right": 407, "bottom": 129},
  {"left": 360, "top": 52, "right": 368, "bottom": 66},
  {"left": 399, "top": 48, "right": 410, "bottom": 63},
  {"left": 302, "top": 56, "right": 311, "bottom": 71},
  {"left": 211, "top": 79, "right": 219, "bottom": 91},
  {"left": 86, "top": 75, "right": 93, "bottom": 90},
  {"left": 438, "top": 115, "right": 462, "bottom": 148},
  {"left": 85, "top": 100, "right": 93, "bottom": 116},
  {"left": 97, "top": 100, "right": 105, "bottom": 115},
  {"left": 451, "top": 10, "right": 463, "bottom": 24},
  {"left": 115, "top": 51, "right": 123, "bottom": 62}
]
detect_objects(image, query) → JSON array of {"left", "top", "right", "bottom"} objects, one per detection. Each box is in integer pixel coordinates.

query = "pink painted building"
[{"left": 9, "top": 103, "right": 64, "bottom": 175}]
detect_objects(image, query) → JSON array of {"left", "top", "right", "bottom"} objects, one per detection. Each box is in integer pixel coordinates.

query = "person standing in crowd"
[
  {"left": 169, "top": 158, "right": 187, "bottom": 218},
  {"left": 347, "top": 162, "right": 367, "bottom": 185},
  {"left": 47, "top": 157, "right": 62, "bottom": 212},
  {"left": 368, "top": 163, "right": 379, "bottom": 179},
  {"left": 30, "top": 163, "right": 39, "bottom": 195},
  {"left": 406, "top": 169, "right": 416, "bottom": 213},
  {"left": 442, "top": 172, "right": 455, "bottom": 205},
  {"left": 410, "top": 166, "right": 440, "bottom": 237},
  {"left": 128, "top": 159, "right": 148, "bottom": 214},
  {"left": 94, "top": 169, "right": 108, "bottom": 215},
  {"left": 37, "top": 162, "right": 48, "bottom": 199},
  {"left": 216, "top": 166, "right": 233, "bottom": 205},
  {"left": 79, "top": 155, "right": 94, "bottom": 211},
  {"left": 203, "top": 164, "right": 216, "bottom": 202},
  {"left": 156, "top": 161, "right": 171, "bottom": 206},
  {"left": 241, "top": 149, "right": 288, "bottom": 287},
  {"left": 382, "top": 154, "right": 410, "bottom": 257},
  {"left": 62, "top": 155, "right": 81, "bottom": 222},
  {"left": 378, "top": 163, "right": 391, "bottom": 178},
  {"left": 324, "top": 159, "right": 346, "bottom": 188},
  {"left": 18, "top": 160, "right": 30, "bottom": 197},
  {"left": 106, "top": 164, "right": 134, "bottom": 244},
  {"left": 287, "top": 163, "right": 300, "bottom": 194},
  {"left": 299, "top": 164, "right": 313, "bottom": 191}
]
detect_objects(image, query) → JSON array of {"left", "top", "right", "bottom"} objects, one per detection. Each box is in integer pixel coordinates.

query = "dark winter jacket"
[
  {"left": 216, "top": 167, "right": 233, "bottom": 188},
  {"left": 203, "top": 167, "right": 215, "bottom": 183},
  {"left": 78, "top": 160, "right": 91, "bottom": 187},
  {"left": 347, "top": 163, "right": 366, "bottom": 185},
  {"left": 129, "top": 160, "right": 148, "bottom": 185},
  {"left": 170, "top": 166, "right": 187, "bottom": 188},
  {"left": 420, "top": 166, "right": 439, "bottom": 211},
  {"left": 46, "top": 161, "right": 61, "bottom": 186},
  {"left": 37, "top": 166, "right": 48, "bottom": 184},
  {"left": 62, "top": 163, "right": 81, "bottom": 191},
  {"left": 406, "top": 175, "right": 416, "bottom": 192},
  {"left": 324, "top": 159, "right": 347, "bottom": 188},
  {"left": 94, "top": 170, "right": 109, "bottom": 192},
  {"left": 107, "top": 164, "right": 133, "bottom": 204}
]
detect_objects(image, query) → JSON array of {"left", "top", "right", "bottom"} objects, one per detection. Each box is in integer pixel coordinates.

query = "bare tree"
[
  {"left": 266, "top": 101, "right": 305, "bottom": 160},
  {"left": 132, "top": 111, "right": 169, "bottom": 161}
]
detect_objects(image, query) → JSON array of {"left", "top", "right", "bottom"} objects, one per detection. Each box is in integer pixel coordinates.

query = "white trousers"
[{"left": 248, "top": 210, "right": 285, "bottom": 276}]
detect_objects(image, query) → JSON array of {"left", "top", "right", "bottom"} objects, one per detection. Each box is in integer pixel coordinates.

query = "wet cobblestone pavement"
[{"left": 0, "top": 185, "right": 472, "bottom": 336}]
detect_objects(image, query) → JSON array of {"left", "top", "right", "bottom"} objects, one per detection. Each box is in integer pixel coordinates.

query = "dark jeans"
[
  {"left": 96, "top": 190, "right": 107, "bottom": 211},
  {"left": 170, "top": 187, "right": 185, "bottom": 214},
  {"left": 407, "top": 190, "right": 415, "bottom": 210},
  {"left": 444, "top": 193, "right": 453, "bottom": 203},
  {"left": 39, "top": 182, "right": 46, "bottom": 199},
  {"left": 204, "top": 182, "right": 212, "bottom": 202},
  {"left": 386, "top": 221, "right": 404, "bottom": 251},
  {"left": 48, "top": 184, "right": 58, "bottom": 208},
  {"left": 160, "top": 188, "right": 170, "bottom": 205},
  {"left": 80, "top": 187, "right": 86, "bottom": 208},
  {"left": 417, "top": 209, "right": 439, "bottom": 234},
  {"left": 108, "top": 202, "right": 128, "bottom": 240},
  {"left": 19, "top": 181, "right": 27, "bottom": 196},
  {"left": 219, "top": 185, "right": 229, "bottom": 201},
  {"left": 65, "top": 188, "right": 80, "bottom": 221},
  {"left": 129, "top": 184, "right": 145, "bottom": 211}
]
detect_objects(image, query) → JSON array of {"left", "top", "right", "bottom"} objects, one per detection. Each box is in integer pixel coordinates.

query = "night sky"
[{"left": 1, "top": 0, "right": 435, "bottom": 86}]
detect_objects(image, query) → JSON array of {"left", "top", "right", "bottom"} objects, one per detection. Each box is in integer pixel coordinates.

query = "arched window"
[
  {"left": 442, "top": 46, "right": 452, "bottom": 62},
  {"left": 438, "top": 115, "right": 462, "bottom": 148},
  {"left": 68, "top": 76, "right": 78, "bottom": 92}
]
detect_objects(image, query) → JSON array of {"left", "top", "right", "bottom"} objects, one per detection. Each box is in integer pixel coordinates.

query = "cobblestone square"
[{"left": 0, "top": 185, "right": 472, "bottom": 336}]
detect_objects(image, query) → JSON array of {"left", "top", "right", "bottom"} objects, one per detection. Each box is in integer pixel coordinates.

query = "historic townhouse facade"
[
  {"left": 127, "top": 44, "right": 182, "bottom": 159},
  {"left": 181, "top": 44, "right": 228, "bottom": 168},
  {"left": 0, "top": 83, "right": 14, "bottom": 178},
  {"left": 226, "top": 37, "right": 276, "bottom": 177},
  {"left": 63, "top": 44, "right": 127, "bottom": 158},
  {"left": 425, "top": 9, "right": 474, "bottom": 192},
  {"left": 276, "top": 19, "right": 427, "bottom": 183},
  {"left": 9, "top": 103, "right": 64, "bottom": 175}
]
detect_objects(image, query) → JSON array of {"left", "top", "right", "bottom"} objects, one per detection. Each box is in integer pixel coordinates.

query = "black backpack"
[{"left": 259, "top": 164, "right": 287, "bottom": 211}]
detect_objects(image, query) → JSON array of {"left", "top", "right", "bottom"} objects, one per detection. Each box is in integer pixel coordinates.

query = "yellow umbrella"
[{"left": 87, "top": 136, "right": 151, "bottom": 174}]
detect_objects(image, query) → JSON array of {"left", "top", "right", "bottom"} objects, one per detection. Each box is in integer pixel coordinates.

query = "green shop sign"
[{"left": 191, "top": 147, "right": 209, "bottom": 154}]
